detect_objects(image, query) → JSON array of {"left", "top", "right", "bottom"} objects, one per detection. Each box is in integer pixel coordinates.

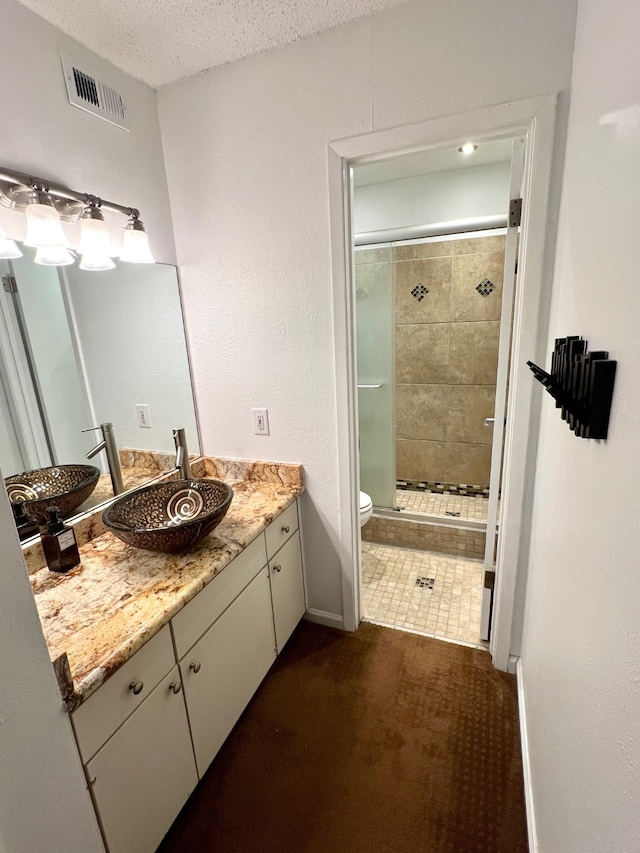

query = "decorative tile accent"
[
  {"left": 415, "top": 576, "right": 435, "bottom": 589},
  {"left": 411, "top": 283, "right": 429, "bottom": 301},
  {"left": 476, "top": 278, "right": 495, "bottom": 297},
  {"left": 397, "top": 478, "right": 492, "bottom": 498}
]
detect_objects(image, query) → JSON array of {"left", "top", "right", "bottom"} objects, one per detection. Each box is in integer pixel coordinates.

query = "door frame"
[{"left": 328, "top": 95, "right": 559, "bottom": 670}]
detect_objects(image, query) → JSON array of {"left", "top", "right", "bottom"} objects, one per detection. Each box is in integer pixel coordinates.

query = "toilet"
[{"left": 359, "top": 491, "right": 373, "bottom": 527}]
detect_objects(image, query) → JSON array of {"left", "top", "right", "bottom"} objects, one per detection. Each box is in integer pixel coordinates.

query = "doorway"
[
  {"left": 328, "top": 96, "right": 558, "bottom": 669},
  {"left": 353, "top": 138, "right": 521, "bottom": 647}
]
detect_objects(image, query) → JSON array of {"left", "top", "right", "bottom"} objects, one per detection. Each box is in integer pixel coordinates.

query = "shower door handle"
[
  {"left": 358, "top": 384, "right": 383, "bottom": 389},
  {"left": 484, "top": 418, "right": 495, "bottom": 427}
]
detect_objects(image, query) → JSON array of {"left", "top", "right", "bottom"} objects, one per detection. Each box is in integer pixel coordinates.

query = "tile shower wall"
[{"left": 395, "top": 234, "right": 506, "bottom": 487}]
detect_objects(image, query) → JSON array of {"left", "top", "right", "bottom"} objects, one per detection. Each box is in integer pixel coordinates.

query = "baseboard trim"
[
  {"left": 304, "top": 608, "right": 345, "bottom": 631},
  {"left": 516, "top": 658, "right": 538, "bottom": 853},
  {"left": 508, "top": 654, "right": 519, "bottom": 674}
]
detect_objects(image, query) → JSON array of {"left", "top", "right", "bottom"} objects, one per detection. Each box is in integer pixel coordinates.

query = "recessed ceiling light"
[{"left": 458, "top": 143, "right": 478, "bottom": 156}]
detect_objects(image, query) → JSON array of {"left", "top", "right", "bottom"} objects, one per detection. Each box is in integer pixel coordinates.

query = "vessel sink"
[
  {"left": 5, "top": 464, "right": 101, "bottom": 522},
  {"left": 102, "top": 478, "right": 233, "bottom": 553}
]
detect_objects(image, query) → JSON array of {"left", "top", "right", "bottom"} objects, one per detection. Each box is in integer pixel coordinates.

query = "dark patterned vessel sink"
[
  {"left": 103, "top": 479, "right": 233, "bottom": 553},
  {"left": 5, "top": 464, "right": 101, "bottom": 522}
]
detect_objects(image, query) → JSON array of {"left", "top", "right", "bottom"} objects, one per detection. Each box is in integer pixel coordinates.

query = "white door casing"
[{"left": 328, "top": 95, "right": 559, "bottom": 670}]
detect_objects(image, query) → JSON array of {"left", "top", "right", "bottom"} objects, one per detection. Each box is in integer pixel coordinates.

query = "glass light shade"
[
  {"left": 79, "top": 216, "right": 113, "bottom": 256},
  {"left": 34, "top": 246, "right": 75, "bottom": 266},
  {"left": 24, "top": 203, "right": 71, "bottom": 249},
  {"left": 79, "top": 216, "right": 115, "bottom": 270},
  {"left": 120, "top": 227, "right": 155, "bottom": 264},
  {"left": 0, "top": 225, "right": 22, "bottom": 259},
  {"left": 80, "top": 253, "right": 115, "bottom": 271}
]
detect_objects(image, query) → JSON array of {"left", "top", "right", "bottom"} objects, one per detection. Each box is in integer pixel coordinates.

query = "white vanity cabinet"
[
  {"left": 71, "top": 625, "right": 197, "bottom": 853},
  {"left": 71, "top": 498, "right": 305, "bottom": 853},
  {"left": 179, "top": 566, "right": 277, "bottom": 777},
  {"left": 85, "top": 667, "right": 197, "bottom": 853},
  {"left": 268, "top": 530, "right": 305, "bottom": 653}
]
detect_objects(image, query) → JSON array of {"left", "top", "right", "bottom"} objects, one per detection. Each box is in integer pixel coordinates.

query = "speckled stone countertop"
[{"left": 29, "top": 458, "right": 303, "bottom": 711}]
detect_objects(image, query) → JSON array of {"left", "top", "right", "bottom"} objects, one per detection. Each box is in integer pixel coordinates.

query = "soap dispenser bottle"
[{"left": 41, "top": 506, "right": 80, "bottom": 573}]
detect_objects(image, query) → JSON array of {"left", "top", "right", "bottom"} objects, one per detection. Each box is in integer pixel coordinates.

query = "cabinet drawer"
[
  {"left": 86, "top": 665, "right": 197, "bottom": 853},
  {"left": 72, "top": 623, "right": 174, "bottom": 764},
  {"left": 265, "top": 500, "right": 299, "bottom": 559},
  {"left": 171, "top": 533, "right": 267, "bottom": 659},
  {"left": 269, "top": 531, "right": 306, "bottom": 653}
]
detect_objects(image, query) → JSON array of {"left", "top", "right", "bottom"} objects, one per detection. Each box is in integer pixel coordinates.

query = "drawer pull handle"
[
  {"left": 273, "top": 564, "right": 282, "bottom": 573},
  {"left": 169, "top": 681, "right": 182, "bottom": 695},
  {"left": 129, "top": 680, "right": 144, "bottom": 695},
  {"left": 189, "top": 662, "right": 201, "bottom": 673},
  {"left": 282, "top": 525, "right": 290, "bottom": 533}
]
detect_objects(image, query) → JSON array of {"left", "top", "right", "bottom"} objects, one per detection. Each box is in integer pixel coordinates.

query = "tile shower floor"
[
  {"left": 362, "top": 541, "right": 486, "bottom": 647},
  {"left": 395, "top": 489, "right": 493, "bottom": 520}
]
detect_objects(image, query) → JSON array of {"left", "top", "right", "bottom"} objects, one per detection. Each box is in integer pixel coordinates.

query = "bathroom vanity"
[{"left": 27, "top": 455, "right": 305, "bottom": 853}]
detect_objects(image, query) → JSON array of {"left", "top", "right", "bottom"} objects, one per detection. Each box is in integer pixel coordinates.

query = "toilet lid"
[{"left": 359, "top": 491, "right": 372, "bottom": 511}]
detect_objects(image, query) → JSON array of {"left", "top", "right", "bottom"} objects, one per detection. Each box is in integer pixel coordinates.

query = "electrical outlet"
[
  {"left": 136, "top": 404, "right": 151, "bottom": 428},
  {"left": 252, "top": 408, "right": 270, "bottom": 436}
]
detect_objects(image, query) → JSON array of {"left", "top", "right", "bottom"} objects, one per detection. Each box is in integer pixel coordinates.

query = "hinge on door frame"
[
  {"left": 2, "top": 274, "right": 17, "bottom": 293},
  {"left": 509, "top": 198, "right": 523, "bottom": 228}
]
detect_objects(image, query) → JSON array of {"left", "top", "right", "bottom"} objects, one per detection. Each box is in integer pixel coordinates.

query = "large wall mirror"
[{"left": 0, "top": 246, "right": 200, "bottom": 540}]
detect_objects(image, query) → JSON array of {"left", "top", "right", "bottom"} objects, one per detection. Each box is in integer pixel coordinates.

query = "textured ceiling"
[{"left": 17, "top": 0, "right": 409, "bottom": 88}]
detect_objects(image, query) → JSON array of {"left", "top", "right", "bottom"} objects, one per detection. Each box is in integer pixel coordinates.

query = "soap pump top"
[{"left": 45, "top": 505, "right": 65, "bottom": 534}]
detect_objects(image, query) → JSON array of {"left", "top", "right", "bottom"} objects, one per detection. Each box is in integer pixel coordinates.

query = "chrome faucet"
[
  {"left": 173, "top": 428, "right": 192, "bottom": 479},
  {"left": 83, "top": 422, "right": 124, "bottom": 495}
]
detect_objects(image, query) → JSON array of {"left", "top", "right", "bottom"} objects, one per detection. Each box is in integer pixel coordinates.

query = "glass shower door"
[{"left": 355, "top": 249, "right": 395, "bottom": 508}]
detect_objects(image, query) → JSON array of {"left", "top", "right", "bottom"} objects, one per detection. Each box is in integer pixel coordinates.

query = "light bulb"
[
  {"left": 34, "top": 246, "right": 75, "bottom": 266},
  {"left": 79, "top": 209, "right": 115, "bottom": 270},
  {"left": 24, "top": 198, "right": 71, "bottom": 249},
  {"left": 0, "top": 224, "right": 22, "bottom": 259},
  {"left": 458, "top": 142, "right": 478, "bottom": 156},
  {"left": 120, "top": 219, "right": 155, "bottom": 264}
]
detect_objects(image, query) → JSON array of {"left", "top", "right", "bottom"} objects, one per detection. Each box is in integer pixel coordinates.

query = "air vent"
[{"left": 61, "top": 55, "right": 129, "bottom": 131}]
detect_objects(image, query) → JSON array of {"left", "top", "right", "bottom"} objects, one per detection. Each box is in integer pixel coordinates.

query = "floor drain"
[
  {"left": 445, "top": 511, "right": 461, "bottom": 517},
  {"left": 415, "top": 576, "right": 435, "bottom": 589}
]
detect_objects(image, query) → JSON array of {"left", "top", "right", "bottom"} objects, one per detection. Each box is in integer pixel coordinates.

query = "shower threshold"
[{"left": 373, "top": 506, "right": 488, "bottom": 532}]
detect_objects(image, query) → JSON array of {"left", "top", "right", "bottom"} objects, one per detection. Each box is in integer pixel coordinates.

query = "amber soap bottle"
[{"left": 41, "top": 506, "right": 80, "bottom": 573}]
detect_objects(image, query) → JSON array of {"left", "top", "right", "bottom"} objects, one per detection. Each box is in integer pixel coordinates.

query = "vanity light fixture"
[
  {"left": 458, "top": 143, "right": 478, "bottom": 156},
  {"left": 0, "top": 224, "right": 22, "bottom": 259},
  {"left": 0, "top": 165, "right": 155, "bottom": 269}
]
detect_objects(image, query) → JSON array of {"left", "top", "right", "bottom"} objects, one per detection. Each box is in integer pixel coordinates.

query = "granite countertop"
[{"left": 29, "top": 458, "right": 303, "bottom": 712}]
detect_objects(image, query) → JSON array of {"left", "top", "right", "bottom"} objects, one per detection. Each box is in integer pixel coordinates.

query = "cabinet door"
[
  {"left": 86, "top": 666, "right": 197, "bottom": 853},
  {"left": 180, "top": 566, "right": 276, "bottom": 778},
  {"left": 269, "top": 531, "right": 306, "bottom": 653}
]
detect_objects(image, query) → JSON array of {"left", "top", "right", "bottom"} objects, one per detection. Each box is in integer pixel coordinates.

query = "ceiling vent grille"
[{"left": 61, "top": 55, "right": 129, "bottom": 131}]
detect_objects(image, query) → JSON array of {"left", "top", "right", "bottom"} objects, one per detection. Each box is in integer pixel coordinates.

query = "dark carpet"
[{"left": 159, "top": 621, "right": 528, "bottom": 853}]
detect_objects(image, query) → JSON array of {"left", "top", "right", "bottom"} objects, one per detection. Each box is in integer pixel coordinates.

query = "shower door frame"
[{"left": 328, "top": 94, "right": 559, "bottom": 671}]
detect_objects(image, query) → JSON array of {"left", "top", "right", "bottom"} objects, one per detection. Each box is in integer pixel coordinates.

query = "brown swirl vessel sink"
[
  {"left": 102, "top": 479, "right": 233, "bottom": 552},
  {"left": 5, "top": 464, "right": 101, "bottom": 522}
]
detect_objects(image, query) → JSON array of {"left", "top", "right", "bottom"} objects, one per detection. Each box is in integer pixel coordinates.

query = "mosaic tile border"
[{"left": 397, "top": 478, "right": 491, "bottom": 498}]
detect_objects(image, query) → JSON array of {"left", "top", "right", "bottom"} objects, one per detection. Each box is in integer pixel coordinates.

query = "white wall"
[
  {"left": 520, "top": 0, "right": 640, "bottom": 850},
  {"left": 158, "top": 0, "right": 577, "bottom": 621},
  {"left": 0, "top": 0, "right": 175, "bottom": 264},
  {"left": 354, "top": 160, "right": 511, "bottom": 235},
  {"left": 0, "top": 0, "right": 175, "bottom": 847}
]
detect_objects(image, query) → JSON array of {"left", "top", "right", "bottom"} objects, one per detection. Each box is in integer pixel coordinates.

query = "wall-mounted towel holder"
[{"left": 527, "top": 336, "right": 617, "bottom": 439}]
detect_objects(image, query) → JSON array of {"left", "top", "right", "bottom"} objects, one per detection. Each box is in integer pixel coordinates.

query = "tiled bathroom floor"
[
  {"left": 395, "top": 489, "right": 493, "bottom": 520},
  {"left": 361, "top": 541, "right": 486, "bottom": 647}
]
